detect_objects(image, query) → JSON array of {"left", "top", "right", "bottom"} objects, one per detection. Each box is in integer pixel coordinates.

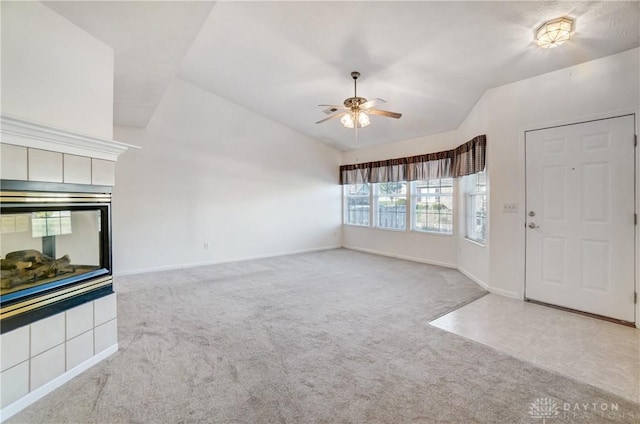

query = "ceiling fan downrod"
[
  {"left": 344, "top": 71, "right": 366, "bottom": 109},
  {"left": 352, "top": 71, "right": 360, "bottom": 98}
]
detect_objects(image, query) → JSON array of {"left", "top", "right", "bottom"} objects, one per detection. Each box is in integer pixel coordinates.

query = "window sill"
[
  {"left": 373, "top": 226, "right": 407, "bottom": 233},
  {"left": 410, "top": 230, "right": 453, "bottom": 237},
  {"left": 464, "top": 238, "right": 486, "bottom": 247},
  {"left": 343, "top": 223, "right": 370, "bottom": 228}
]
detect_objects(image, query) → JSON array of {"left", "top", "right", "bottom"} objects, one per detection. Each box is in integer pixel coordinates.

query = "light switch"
[{"left": 503, "top": 203, "right": 518, "bottom": 213}]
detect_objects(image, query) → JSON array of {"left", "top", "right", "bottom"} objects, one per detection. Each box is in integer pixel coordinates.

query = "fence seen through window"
[
  {"left": 344, "top": 183, "right": 370, "bottom": 226},
  {"left": 344, "top": 175, "right": 483, "bottom": 239},
  {"left": 412, "top": 179, "right": 453, "bottom": 234},
  {"left": 375, "top": 182, "right": 407, "bottom": 230}
]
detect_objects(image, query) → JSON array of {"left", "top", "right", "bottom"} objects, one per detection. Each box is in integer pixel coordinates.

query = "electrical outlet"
[
  {"left": 503, "top": 203, "right": 518, "bottom": 213},
  {"left": 203, "top": 242, "right": 209, "bottom": 250}
]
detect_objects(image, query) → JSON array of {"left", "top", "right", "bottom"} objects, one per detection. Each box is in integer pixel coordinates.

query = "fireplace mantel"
[{"left": 1, "top": 114, "right": 138, "bottom": 161}]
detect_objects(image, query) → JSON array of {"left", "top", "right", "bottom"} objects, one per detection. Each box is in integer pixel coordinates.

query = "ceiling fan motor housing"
[{"left": 344, "top": 97, "right": 368, "bottom": 108}]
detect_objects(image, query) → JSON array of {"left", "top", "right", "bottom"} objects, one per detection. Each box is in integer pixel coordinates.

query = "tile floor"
[{"left": 430, "top": 294, "right": 640, "bottom": 403}]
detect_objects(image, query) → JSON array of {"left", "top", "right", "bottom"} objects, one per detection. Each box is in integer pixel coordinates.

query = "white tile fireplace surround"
[
  {"left": 0, "top": 114, "right": 136, "bottom": 421},
  {"left": 0, "top": 295, "right": 117, "bottom": 413}
]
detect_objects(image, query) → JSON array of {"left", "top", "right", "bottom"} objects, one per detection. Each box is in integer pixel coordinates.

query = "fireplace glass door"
[{"left": 1, "top": 206, "right": 109, "bottom": 301}]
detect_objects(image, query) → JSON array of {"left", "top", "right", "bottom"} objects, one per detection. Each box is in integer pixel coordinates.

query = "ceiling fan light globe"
[
  {"left": 341, "top": 113, "right": 355, "bottom": 128},
  {"left": 357, "top": 112, "right": 370, "bottom": 128}
]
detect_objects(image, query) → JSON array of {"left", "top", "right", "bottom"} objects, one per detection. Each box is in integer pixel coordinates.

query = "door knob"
[{"left": 528, "top": 222, "right": 539, "bottom": 229}]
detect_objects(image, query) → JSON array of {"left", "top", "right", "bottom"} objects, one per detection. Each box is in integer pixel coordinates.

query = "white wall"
[
  {"left": 112, "top": 77, "right": 342, "bottom": 274},
  {"left": 480, "top": 47, "right": 639, "bottom": 298},
  {"left": 341, "top": 48, "right": 639, "bottom": 301},
  {"left": 1, "top": 1, "right": 114, "bottom": 139}
]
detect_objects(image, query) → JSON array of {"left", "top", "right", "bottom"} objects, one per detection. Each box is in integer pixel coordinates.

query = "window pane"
[
  {"left": 374, "top": 182, "right": 407, "bottom": 230},
  {"left": 467, "top": 193, "right": 486, "bottom": 242},
  {"left": 376, "top": 196, "right": 406, "bottom": 229},
  {"left": 412, "top": 179, "right": 453, "bottom": 234},
  {"left": 377, "top": 182, "right": 406, "bottom": 196},
  {"left": 475, "top": 171, "right": 487, "bottom": 192},
  {"left": 346, "top": 197, "right": 370, "bottom": 226},
  {"left": 466, "top": 171, "right": 487, "bottom": 243},
  {"left": 344, "top": 184, "right": 370, "bottom": 226},
  {"left": 415, "top": 178, "right": 453, "bottom": 195},
  {"left": 346, "top": 183, "right": 369, "bottom": 196}
]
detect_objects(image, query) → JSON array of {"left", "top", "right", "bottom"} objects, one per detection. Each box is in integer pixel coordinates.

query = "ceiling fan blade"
[
  {"left": 367, "top": 109, "right": 402, "bottom": 119},
  {"left": 359, "top": 98, "right": 386, "bottom": 110},
  {"left": 319, "top": 105, "right": 348, "bottom": 115},
  {"left": 316, "top": 112, "right": 346, "bottom": 124}
]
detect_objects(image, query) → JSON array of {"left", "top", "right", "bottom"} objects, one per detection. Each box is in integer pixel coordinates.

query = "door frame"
[{"left": 518, "top": 109, "right": 639, "bottom": 328}]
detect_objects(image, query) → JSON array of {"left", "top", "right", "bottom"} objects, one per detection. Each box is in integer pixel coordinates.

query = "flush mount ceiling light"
[{"left": 536, "top": 17, "right": 574, "bottom": 48}]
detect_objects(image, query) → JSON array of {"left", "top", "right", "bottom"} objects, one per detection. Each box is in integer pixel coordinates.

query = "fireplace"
[
  {"left": 1, "top": 180, "right": 114, "bottom": 333},
  {"left": 0, "top": 114, "right": 135, "bottom": 418}
]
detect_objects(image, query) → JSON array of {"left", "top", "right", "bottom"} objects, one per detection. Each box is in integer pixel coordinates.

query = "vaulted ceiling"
[{"left": 45, "top": 1, "right": 640, "bottom": 151}]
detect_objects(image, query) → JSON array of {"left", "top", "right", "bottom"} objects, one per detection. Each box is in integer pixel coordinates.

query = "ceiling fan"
[{"left": 316, "top": 71, "right": 402, "bottom": 129}]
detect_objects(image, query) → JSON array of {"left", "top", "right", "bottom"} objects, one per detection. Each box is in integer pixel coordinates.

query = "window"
[
  {"left": 411, "top": 179, "right": 453, "bottom": 234},
  {"left": 343, "top": 179, "right": 460, "bottom": 235},
  {"left": 374, "top": 182, "right": 407, "bottom": 230},
  {"left": 31, "top": 211, "right": 72, "bottom": 237},
  {"left": 466, "top": 171, "right": 487, "bottom": 244},
  {"left": 344, "top": 183, "right": 370, "bottom": 226}
]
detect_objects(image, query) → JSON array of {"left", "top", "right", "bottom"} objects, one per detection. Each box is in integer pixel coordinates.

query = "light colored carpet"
[{"left": 7, "top": 249, "right": 640, "bottom": 423}]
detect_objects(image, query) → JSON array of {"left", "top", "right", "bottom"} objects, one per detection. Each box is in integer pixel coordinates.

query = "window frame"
[
  {"left": 343, "top": 183, "right": 371, "bottom": 227},
  {"left": 410, "top": 178, "right": 454, "bottom": 235}
]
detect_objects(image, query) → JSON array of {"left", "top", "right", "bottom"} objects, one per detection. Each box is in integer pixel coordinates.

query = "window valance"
[{"left": 339, "top": 135, "right": 486, "bottom": 184}]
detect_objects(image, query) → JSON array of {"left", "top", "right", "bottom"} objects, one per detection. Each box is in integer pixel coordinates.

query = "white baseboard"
[
  {"left": 347, "top": 247, "right": 522, "bottom": 300},
  {"left": 114, "top": 245, "right": 342, "bottom": 277},
  {"left": 457, "top": 266, "right": 489, "bottom": 290},
  {"left": 343, "top": 246, "right": 457, "bottom": 269},
  {"left": 0, "top": 344, "right": 118, "bottom": 422},
  {"left": 456, "top": 265, "right": 520, "bottom": 299},
  {"left": 488, "top": 287, "right": 520, "bottom": 300}
]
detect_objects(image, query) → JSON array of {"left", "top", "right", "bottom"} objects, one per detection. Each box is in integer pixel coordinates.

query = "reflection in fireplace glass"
[
  {"left": 1, "top": 210, "right": 101, "bottom": 295},
  {"left": 31, "top": 211, "right": 73, "bottom": 237}
]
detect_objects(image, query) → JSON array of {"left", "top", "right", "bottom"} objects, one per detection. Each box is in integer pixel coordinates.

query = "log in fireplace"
[{"left": 1, "top": 180, "right": 114, "bottom": 333}]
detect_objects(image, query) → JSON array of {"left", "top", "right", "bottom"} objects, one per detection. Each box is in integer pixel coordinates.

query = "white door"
[{"left": 525, "top": 115, "right": 636, "bottom": 322}]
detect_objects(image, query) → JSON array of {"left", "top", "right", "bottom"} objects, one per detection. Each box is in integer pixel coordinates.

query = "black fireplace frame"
[{"left": 1, "top": 179, "right": 114, "bottom": 333}]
